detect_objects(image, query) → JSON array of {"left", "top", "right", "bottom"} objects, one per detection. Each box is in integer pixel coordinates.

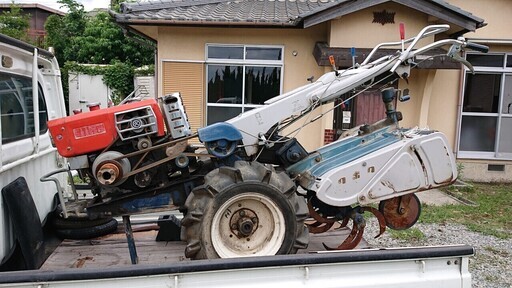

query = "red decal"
[{"left": 73, "top": 123, "right": 107, "bottom": 139}]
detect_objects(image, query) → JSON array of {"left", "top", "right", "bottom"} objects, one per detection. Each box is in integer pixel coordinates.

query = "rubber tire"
[
  {"left": 52, "top": 216, "right": 114, "bottom": 230},
  {"left": 182, "top": 161, "right": 309, "bottom": 259},
  {"left": 55, "top": 218, "right": 118, "bottom": 240}
]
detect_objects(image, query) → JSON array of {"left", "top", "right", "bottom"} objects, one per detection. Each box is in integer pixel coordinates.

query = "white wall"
[{"left": 68, "top": 72, "right": 111, "bottom": 115}]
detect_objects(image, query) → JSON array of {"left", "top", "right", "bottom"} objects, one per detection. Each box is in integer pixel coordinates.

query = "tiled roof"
[
  {"left": 112, "top": 0, "right": 484, "bottom": 29},
  {"left": 114, "top": 0, "right": 345, "bottom": 26},
  {"left": 431, "top": 0, "right": 484, "bottom": 24},
  {"left": 0, "top": 3, "right": 65, "bottom": 16}
]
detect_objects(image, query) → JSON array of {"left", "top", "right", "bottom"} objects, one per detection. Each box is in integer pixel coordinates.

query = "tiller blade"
[{"left": 322, "top": 212, "right": 366, "bottom": 250}]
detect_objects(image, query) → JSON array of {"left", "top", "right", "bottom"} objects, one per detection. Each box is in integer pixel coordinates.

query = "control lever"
[
  {"left": 329, "top": 55, "right": 340, "bottom": 76},
  {"left": 447, "top": 42, "right": 474, "bottom": 73}
]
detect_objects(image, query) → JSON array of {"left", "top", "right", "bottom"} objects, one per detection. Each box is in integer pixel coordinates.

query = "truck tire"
[
  {"left": 52, "top": 216, "right": 114, "bottom": 230},
  {"left": 55, "top": 219, "right": 118, "bottom": 240},
  {"left": 182, "top": 161, "right": 308, "bottom": 259}
]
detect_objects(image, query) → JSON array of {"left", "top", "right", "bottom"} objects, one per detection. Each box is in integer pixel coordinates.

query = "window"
[
  {"left": 459, "top": 53, "right": 512, "bottom": 159},
  {"left": 206, "top": 45, "right": 283, "bottom": 125},
  {"left": 0, "top": 73, "right": 48, "bottom": 143}
]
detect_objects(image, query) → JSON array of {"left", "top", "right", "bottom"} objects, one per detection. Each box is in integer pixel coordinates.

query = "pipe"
[{"left": 33, "top": 48, "right": 40, "bottom": 154}]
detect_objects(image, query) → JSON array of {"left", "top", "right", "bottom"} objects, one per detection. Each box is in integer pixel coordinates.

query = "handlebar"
[
  {"left": 465, "top": 42, "right": 489, "bottom": 53},
  {"left": 390, "top": 25, "right": 453, "bottom": 73},
  {"left": 359, "top": 24, "right": 489, "bottom": 75},
  {"left": 361, "top": 24, "right": 450, "bottom": 66}
]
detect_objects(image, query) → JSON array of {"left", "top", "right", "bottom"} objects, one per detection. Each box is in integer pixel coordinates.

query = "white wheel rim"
[{"left": 211, "top": 192, "right": 286, "bottom": 258}]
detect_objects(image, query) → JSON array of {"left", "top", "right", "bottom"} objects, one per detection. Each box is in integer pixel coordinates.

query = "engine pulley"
[
  {"left": 92, "top": 151, "right": 131, "bottom": 186},
  {"left": 205, "top": 139, "right": 237, "bottom": 158}
]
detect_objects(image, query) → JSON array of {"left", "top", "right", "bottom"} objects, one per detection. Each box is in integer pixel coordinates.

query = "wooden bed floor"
[{"left": 41, "top": 228, "right": 369, "bottom": 270}]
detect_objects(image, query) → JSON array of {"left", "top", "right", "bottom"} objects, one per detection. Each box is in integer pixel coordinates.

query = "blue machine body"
[
  {"left": 197, "top": 122, "right": 243, "bottom": 143},
  {"left": 286, "top": 126, "right": 401, "bottom": 187}
]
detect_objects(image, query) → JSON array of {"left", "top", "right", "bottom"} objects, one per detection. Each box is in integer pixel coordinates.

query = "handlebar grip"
[{"left": 465, "top": 42, "right": 489, "bottom": 53}]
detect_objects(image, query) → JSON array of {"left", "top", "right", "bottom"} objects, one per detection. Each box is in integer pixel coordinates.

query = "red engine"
[
  {"left": 48, "top": 94, "right": 192, "bottom": 194},
  {"left": 48, "top": 99, "right": 166, "bottom": 157}
]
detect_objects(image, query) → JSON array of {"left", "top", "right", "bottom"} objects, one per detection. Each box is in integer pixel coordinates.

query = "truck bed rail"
[{"left": 0, "top": 245, "right": 473, "bottom": 287}]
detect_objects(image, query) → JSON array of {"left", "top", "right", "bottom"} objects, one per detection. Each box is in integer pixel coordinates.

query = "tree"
[
  {"left": 0, "top": 4, "right": 30, "bottom": 42},
  {"left": 45, "top": 0, "right": 153, "bottom": 67},
  {"left": 44, "top": 0, "right": 154, "bottom": 107},
  {"left": 72, "top": 11, "right": 153, "bottom": 67},
  {"left": 44, "top": 0, "right": 87, "bottom": 65}
]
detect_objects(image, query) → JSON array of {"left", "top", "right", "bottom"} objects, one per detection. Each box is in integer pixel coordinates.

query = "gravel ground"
[{"left": 364, "top": 219, "right": 512, "bottom": 288}]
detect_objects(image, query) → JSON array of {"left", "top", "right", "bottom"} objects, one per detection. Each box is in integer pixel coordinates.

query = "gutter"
[
  {"left": 110, "top": 14, "right": 300, "bottom": 28},
  {"left": 108, "top": 10, "right": 157, "bottom": 45},
  {"left": 465, "top": 38, "right": 512, "bottom": 45}
]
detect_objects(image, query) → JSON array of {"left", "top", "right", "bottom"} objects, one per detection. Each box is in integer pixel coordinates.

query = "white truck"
[
  {"left": 0, "top": 32, "right": 67, "bottom": 270},
  {"left": 0, "top": 25, "right": 486, "bottom": 287}
]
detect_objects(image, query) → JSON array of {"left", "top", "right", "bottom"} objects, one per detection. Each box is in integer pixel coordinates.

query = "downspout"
[
  {"left": 154, "top": 45, "right": 158, "bottom": 99},
  {"left": 33, "top": 48, "right": 40, "bottom": 154},
  {"left": 454, "top": 61, "right": 465, "bottom": 158}
]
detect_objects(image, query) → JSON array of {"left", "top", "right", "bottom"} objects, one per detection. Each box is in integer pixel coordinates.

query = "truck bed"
[{"left": 41, "top": 227, "right": 363, "bottom": 269}]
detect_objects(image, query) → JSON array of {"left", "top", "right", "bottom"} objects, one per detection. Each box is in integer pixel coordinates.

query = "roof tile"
[{"left": 114, "top": 0, "right": 484, "bottom": 28}]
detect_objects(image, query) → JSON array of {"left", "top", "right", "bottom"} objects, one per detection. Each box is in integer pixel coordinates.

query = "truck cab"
[{"left": 0, "top": 33, "right": 67, "bottom": 269}]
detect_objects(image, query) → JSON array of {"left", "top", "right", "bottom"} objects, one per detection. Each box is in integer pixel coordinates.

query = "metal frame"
[{"left": 457, "top": 52, "right": 512, "bottom": 160}]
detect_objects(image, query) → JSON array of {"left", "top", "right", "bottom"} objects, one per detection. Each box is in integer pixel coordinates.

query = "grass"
[
  {"left": 419, "top": 183, "right": 512, "bottom": 239},
  {"left": 389, "top": 227, "right": 425, "bottom": 241}
]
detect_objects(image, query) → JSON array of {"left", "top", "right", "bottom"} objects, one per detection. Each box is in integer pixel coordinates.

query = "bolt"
[
  {"left": 447, "top": 260, "right": 452, "bottom": 265},
  {"left": 362, "top": 161, "right": 367, "bottom": 167},
  {"left": 315, "top": 156, "right": 321, "bottom": 162},
  {"left": 359, "top": 196, "right": 366, "bottom": 201},
  {"left": 368, "top": 192, "right": 374, "bottom": 198},
  {"left": 238, "top": 219, "right": 254, "bottom": 236},
  {"left": 251, "top": 217, "right": 258, "bottom": 223},
  {"left": 239, "top": 210, "right": 246, "bottom": 217},
  {"left": 454, "top": 260, "right": 459, "bottom": 265},
  {"left": 231, "top": 224, "right": 238, "bottom": 230}
]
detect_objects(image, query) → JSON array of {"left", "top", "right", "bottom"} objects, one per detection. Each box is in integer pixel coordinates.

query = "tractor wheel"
[{"left": 182, "top": 161, "right": 309, "bottom": 259}]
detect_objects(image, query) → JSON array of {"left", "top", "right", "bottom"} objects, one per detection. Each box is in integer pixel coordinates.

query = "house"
[
  {"left": 0, "top": 3, "right": 65, "bottom": 45},
  {"left": 111, "top": 0, "right": 511, "bottom": 182}
]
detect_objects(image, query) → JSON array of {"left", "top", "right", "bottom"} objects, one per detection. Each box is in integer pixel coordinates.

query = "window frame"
[
  {"left": 0, "top": 72, "right": 48, "bottom": 144},
  {"left": 205, "top": 44, "right": 284, "bottom": 124},
  {"left": 457, "top": 52, "right": 512, "bottom": 160}
]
